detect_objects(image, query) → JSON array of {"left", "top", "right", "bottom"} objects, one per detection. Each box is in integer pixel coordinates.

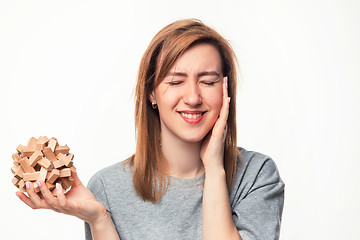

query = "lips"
[{"left": 178, "top": 110, "right": 206, "bottom": 124}]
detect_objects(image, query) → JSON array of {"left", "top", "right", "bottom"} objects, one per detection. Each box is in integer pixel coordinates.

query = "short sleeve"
[
  {"left": 84, "top": 173, "right": 113, "bottom": 240},
  {"left": 232, "top": 157, "right": 285, "bottom": 240}
]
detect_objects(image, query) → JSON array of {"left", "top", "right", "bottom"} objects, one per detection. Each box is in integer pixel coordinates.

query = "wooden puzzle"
[{"left": 11, "top": 136, "right": 74, "bottom": 197}]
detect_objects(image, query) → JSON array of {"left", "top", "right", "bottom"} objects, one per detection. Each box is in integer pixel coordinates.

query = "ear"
[{"left": 149, "top": 91, "right": 156, "bottom": 104}]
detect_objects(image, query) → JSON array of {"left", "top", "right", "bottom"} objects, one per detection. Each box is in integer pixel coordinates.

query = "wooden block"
[
  {"left": 52, "top": 159, "right": 64, "bottom": 169},
  {"left": 37, "top": 157, "right": 52, "bottom": 170},
  {"left": 12, "top": 153, "right": 22, "bottom": 162},
  {"left": 11, "top": 165, "right": 19, "bottom": 175},
  {"left": 18, "top": 179, "right": 25, "bottom": 189},
  {"left": 46, "top": 182, "right": 55, "bottom": 191},
  {"left": 16, "top": 144, "right": 25, "bottom": 155},
  {"left": 29, "top": 150, "right": 43, "bottom": 167},
  {"left": 59, "top": 177, "right": 72, "bottom": 189},
  {"left": 56, "top": 153, "right": 72, "bottom": 167},
  {"left": 13, "top": 160, "right": 20, "bottom": 167},
  {"left": 12, "top": 177, "right": 20, "bottom": 187},
  {"left": 54, "top": 145, "right": 70, "bottom": 155},
  {"left": 65, "top": 153, "right": 74, "bottom": 167},
  {"left": 14, "top": 166, "right": 24, "bottom": 179},
  {"left": 37, "top": 167, "right": 47, "bottom": 182},
  {"left": 22, "top": 146, "right": 35, "bottom": 157},
  {"left": 36, "top": 136, "right": 49, "bottom": 150},
  {"left": 43, "top": 147, "right": 57, "bottom": 162},
  {"left": 23, "top": 172, "right": 40, "bottom": 181},
  {"left": 47, "top": 169, "right": 60, "bottom": 184},
  {"left": 33, "top": 182, "right": 40, "bottom": 193},
  {"left": 59, "top": 168, "right": 71, "bottom": 178},
  {"left": 19, "top": 157, "right": 35, "bottom": 173},
  {"left": 38, "top": 136, "right": 49, "bottom": 142},
  {"left": 36, "top": 145, "right": 44, "bottom": 151},
  {"left": 67, "top": 153, "right": 74, "bottom": 160},
  {"left": 27, "top": 137, "right": 37, "bottom": 150},
  {"left": 48, "top": 139, "right": 58, "bottom": 152}
]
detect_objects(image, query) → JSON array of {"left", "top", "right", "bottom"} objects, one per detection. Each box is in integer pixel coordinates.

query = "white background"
[{"left": 1, "top": 0, "right": 359, "bottom": 239}]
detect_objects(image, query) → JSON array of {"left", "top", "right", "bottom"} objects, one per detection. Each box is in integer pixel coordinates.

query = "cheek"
[
  {"left": 212, "top": 98, "right": 223, "bottom": 116},
  {"left": 204, "top": 88, "right": 223, "bottom": 113},
  {"left": 155, "top": 88, "right": 181, "bottom": 109}
]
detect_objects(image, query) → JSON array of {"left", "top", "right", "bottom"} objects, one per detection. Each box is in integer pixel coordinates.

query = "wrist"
[
  {"left": 204, "top": 165, "right": 225, "bottom": 178},
  {"left": 89, "top": 212, "right": 112, "bottom": 231},
  {"left": 88, "top": 204, "right": 109, "bottom": 227},
  {"left": 88, "top": 209, "right": 120, "bottom": 240}
]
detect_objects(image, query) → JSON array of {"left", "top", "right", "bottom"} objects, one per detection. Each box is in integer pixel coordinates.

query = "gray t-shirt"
[{"left": 85, "top": 147, "right": 285, "bottom": 240}]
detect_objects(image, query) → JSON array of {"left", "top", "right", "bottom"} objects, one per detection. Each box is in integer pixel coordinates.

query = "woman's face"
[{"left": 150, "top": 43, "right": 224, "bottom": 144}]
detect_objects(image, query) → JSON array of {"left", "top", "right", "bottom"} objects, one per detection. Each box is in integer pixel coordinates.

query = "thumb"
[{"left": 70, "top": 165, "right": 83, "bottom": 187}]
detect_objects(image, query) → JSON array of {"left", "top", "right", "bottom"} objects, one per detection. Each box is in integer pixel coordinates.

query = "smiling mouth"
[
  {"left": 179, "top": 112, "right": 204, "bottom": 119},
  {"left": 178, "top": 111, "right": 206, "bottom": 124}
]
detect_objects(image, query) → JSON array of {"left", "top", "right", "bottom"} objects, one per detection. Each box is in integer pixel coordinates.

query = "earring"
[{"left": 152, "top": 102, "right": 157, "bottom": 109}]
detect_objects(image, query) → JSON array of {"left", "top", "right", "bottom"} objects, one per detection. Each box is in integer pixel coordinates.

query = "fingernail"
[
  {"left": 228, "top": 97, "right": 231, "bottom": 104},
  {"left": 15, "top": 193, "right": 20, "bottom": 198},
  {"left": 56, "top": 183, "right": 61, "bottom": 190},
  {"left": 25, "top": 182, "right": 30, "bottom": 189},
  {"left": 36, "top": 181, "right": 41, "bottom": 188}
]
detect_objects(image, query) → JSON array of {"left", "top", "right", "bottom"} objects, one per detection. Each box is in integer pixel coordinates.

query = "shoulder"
[
  {"left": 238, "top": 147, "right": 282, "bottom": 181},
  {"left": 87, "top": 160, "right": 132, "bottom": 191},
  {"left": 230, "top": 147, "right": 284, "bottom": 198},
  {"left": 230, "top": 148, "right": 285, "bottom": 238}
]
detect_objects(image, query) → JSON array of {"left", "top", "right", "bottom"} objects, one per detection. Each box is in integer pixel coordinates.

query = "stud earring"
[{"left": 152, "top": 102, "right": 157, "bottom": 109}]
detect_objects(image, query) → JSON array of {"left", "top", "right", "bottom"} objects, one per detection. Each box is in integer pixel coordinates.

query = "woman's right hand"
[{"left": 16, "top": 166, "right": 107, "bottom": 225}]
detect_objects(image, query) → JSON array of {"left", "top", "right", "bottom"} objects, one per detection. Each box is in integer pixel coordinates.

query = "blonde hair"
[{"left": 128, "top": 19, "right": 240, "bottom": 203}]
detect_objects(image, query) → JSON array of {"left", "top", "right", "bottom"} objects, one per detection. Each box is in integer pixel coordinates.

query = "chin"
[{"left": 179, "top": 131, "right": 209, "bottom": 143}]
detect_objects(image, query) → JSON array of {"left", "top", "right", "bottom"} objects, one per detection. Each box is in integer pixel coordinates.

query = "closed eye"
[
  {"left": 168, "top": 81, "right": 183, "bottom": 86},
  {"left": 201, "top": 81, "right": 215, "bottom": 86},
  {"left": 199, "top": 75, "right": 220, "bottom": 86}
]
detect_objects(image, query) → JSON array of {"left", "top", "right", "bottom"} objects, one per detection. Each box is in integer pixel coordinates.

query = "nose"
[{"left": 183, "top": 81, "right": 202, "bottom": 106}]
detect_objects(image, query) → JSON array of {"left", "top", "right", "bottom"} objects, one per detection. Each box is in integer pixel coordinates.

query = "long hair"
[{"left": 128, "top": 19, "right": 240, "bottom": 203}]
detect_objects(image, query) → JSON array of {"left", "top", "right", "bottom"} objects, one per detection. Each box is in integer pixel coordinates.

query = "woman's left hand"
[{"left": 200, "top": 76, "right": 230, "bottom": 172}]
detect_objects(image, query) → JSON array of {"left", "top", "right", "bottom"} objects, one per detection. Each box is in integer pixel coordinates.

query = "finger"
[
  {"left": 37, "top": 180, "right": 61, "bottom": 212},
  {"left": 16, "top": 191, "right": 38, "bottom": 209},
  {"left": 70, "top": 166, "right": 83, "bottom": 187},
  {"left": 56, "top": 183, "right": 66, "bottom": 204},
  {"left": 25, "top": 181, "right": 44, "bottom": 209},
  {"left": 55, "top": 183, "right": 75, "bottom": 214},
  {"left": 214, "top": 77, "right": 230, "bottom": 132},
  {"left": 38, "top": 180, "right": 54, "bottom": 200},
  {"left": 219, "top": 76, "right": 230, "bottom": 121}
]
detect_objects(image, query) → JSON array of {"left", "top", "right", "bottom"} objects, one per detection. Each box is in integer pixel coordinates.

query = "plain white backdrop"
[{"left": 1, "top": 0, "right": 359, "bottom": 239}]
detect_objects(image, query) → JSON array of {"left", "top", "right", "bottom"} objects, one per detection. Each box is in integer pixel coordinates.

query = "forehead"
[{"left": 169, "top": 43, "right": 222, "bottom": 73}]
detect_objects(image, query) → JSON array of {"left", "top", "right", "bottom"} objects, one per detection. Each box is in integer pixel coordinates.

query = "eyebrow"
[{"left": 166, "top": 71, "right": 220, "bottom": 78}]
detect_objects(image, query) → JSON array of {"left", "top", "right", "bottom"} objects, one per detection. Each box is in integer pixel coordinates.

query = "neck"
[{"left": 161, "top": 130, "right": 204, "bottom": 179}]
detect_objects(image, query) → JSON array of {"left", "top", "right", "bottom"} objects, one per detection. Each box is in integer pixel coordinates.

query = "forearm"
[
  {"left": 202, "top": 167, "right": 241, "bottom": 240},
  {"left": 89, "top": 213, "right": 120, "bottom": 240}
]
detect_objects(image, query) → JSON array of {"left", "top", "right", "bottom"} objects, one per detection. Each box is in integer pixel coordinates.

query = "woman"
[{"left": 17, "top": 19, "right": 284, "bottom": 240}]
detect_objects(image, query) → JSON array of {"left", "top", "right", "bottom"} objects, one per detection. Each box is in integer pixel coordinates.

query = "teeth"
[{"left": 180, "top": 112, "right": 202, "bottom": 119}]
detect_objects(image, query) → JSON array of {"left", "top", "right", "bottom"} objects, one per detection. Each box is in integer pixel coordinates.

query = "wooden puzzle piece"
[
  {"left": 11, "top": 136, "right": 75, "bottom": 197},
  {"left": 29, "top": 150, "right": 43, "bottom": 167},
  {"left": 19, "top": 157, "right": 35, "bottom": 173},
  {"left": 37, "top": 157, "right": 52, "bottom": 170},
  {"left": 36, "top": 136, "right": 49, "bottom": 150},
  {"left": 47, "top": 169, "right": 60, "bottom": 184}
]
